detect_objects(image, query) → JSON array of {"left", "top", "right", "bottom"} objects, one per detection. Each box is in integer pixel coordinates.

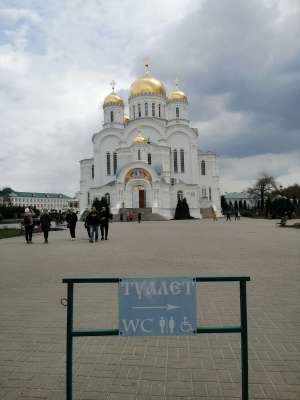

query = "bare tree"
[{"left": 247, "top": 173, "right": 277, "bottom": 210}]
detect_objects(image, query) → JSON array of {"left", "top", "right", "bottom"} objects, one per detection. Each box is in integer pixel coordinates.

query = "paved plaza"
[{"left": 0, "top": 218, "right": 299, "bottom": 400}]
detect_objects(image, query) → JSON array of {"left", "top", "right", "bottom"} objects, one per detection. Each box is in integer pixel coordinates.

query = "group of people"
[
  {"left": 225, "top": 209, "right": 241, "bottom": 221},
  {"left": 84, "top": 206, "right": 112, "bottom": 243},
  {"left": 23, "top": 206, "right": 112, "bottom": 244}
]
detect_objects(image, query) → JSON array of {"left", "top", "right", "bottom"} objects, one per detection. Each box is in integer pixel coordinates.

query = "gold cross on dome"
[
  {"left": 174, "top": 78, "right": 179, "bottom": 89},
  {"left": 144, "top": 57, "right": 150, "bottom": 74},
  {"left": 110, "top": 80, "right": 116, "bottom": 92}
]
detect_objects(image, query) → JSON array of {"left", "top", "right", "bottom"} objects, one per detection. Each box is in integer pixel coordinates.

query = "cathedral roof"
[
  {"left": 129, "top": 72, "right": 166, "bottom": 98},
  {"left": 103, "top": 92, "right": 124, "bottom": 107}
]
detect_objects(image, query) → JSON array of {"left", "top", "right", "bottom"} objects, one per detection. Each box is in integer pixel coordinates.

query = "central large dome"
[{"left": 129, "top": 73, "right": 166, "bottom": 98}]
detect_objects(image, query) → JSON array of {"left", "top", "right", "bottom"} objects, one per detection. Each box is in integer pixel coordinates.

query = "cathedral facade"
[{"left": 79, "top": 65, "right": 221, "bottom": 219}]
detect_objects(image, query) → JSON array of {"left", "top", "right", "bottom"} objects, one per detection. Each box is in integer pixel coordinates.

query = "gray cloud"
[{"left": 0, "top": 0, "right": 299, "bottom": 194}]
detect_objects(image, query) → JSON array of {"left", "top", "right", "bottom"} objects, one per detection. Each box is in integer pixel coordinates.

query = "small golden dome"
[
  {"left": 103, "top": 93, "right": 124, "bottom": 107},
  {"left": 129, "top": 73, "right": 166, "bottom": 98},
  {"left": 134, "top": 131, "right": 146, "bottom": 144},
  {"left": 167, "top": 89, "right": 188, "bottom": 103}
]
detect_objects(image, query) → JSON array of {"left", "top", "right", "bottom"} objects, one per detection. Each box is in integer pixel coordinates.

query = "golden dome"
[
  {"left": 134, "top": 131, "right": 146, "bottom": 144},
  {"left": 167, "top": 89, "right": 188, "bottom": 103},
  {"left": 129, "top": 73, "right": 166, "bottom": 98},
  {"left": 103, "top": 93, "right": 124, "bottom": 107}
]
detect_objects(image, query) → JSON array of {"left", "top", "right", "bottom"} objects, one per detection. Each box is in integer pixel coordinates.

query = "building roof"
[
  {"left": 224, "top": 192, "right": 253, "bottom": 200},
  {"left": 10, "top": 191, "right": 71, "bottom": 199}
]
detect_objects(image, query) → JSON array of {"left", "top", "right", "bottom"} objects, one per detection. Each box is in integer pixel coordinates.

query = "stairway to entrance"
[{"left": 117, "top": 208, "right": 168, "bottom": 221}]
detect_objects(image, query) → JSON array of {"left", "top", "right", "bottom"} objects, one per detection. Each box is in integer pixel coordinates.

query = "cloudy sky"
[{"left": 1, "top": 0, "right": 300, "bottom": 195}]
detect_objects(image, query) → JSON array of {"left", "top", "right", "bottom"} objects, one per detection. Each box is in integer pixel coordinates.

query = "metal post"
[
  {"left": 66, "top": 283, "right": 74, "bottom": 400},
  {"left": 240, "top": 281, "right": 249, "bottom": 400}
]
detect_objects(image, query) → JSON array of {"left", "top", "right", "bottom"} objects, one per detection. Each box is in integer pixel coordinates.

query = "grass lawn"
[{"left": 0, "top": 228, "right": 22, "bottom": 239}]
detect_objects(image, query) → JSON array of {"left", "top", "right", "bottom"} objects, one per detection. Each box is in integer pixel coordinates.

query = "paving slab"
[{"left": 0, "top": 218, "right": 299, "bottom": 399}]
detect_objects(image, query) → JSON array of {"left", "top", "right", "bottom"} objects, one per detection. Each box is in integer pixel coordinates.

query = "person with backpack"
[
  {"left": 86, "top": 207, "right": 100, "bottom": 243},
  {"left": 39, "top": 209, "right": 51, "bottom": 243},
  {"left": 23, "top": 208, "right": 34, "bottom": 244},
  {"left": 65, "top": 208, "right": 78, "bottom": 240}
]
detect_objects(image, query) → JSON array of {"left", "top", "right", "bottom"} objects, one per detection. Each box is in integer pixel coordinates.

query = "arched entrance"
[{"left": 124, "top": 167, "right": 153, "bottom": 209}]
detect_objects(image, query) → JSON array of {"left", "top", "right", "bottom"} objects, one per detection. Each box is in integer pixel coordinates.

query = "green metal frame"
[{"left": 62, "top": 275, "right": 250, "bottom": 400}]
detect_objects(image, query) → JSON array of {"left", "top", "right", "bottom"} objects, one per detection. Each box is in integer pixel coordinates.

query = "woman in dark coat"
[
  {"left": 39, "top": 210, "right": 51, "bottom": 243},
  {"left": 66, "top": 208, "right": 78, "bottom": 240}
]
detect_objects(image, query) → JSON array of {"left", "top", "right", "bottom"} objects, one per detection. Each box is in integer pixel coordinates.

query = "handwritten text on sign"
[{"left": 118, "top": 277, "right": 197, "bottom": 336}]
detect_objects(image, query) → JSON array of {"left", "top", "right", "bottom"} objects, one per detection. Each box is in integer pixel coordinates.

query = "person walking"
[
  {"left": 99, "top": 206, "right": 111, "bottom": 240},
  {"left": 137, "top": 212, "right": 142, "bottom": 223},
  {"left": 66, "top": 208, "right": 78, "bottom": 240},
  {"left": 84, "top": 208, "right": 91, "bottom": 238},
  {"left": 39, "top": 209, "right": 51, "bottom": 243},
  {"left": 23, "top": 208, "right": 34, "bottom": 244},
  {"left": 86, "top": 207, "right": 100, "bottom": 243},
  {"left": 226, "top": 210, "right": 231, "bottom": 221}
]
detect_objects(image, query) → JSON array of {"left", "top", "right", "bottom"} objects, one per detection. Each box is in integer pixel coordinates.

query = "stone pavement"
[{"left": 0, "top": 218, "right": 299, "bottom": 400}]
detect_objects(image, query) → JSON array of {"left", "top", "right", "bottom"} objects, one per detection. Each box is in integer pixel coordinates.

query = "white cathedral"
[{"left": 79, "top": 63, "right": 221, "bottom": 219}]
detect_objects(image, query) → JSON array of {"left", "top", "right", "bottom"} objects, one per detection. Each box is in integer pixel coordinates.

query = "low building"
[
  {"left": 224, "top": 192, "right": 256, "bottom": 209},
  {"left": 8, "top": 192, "right": 71, "bottom": 211}
]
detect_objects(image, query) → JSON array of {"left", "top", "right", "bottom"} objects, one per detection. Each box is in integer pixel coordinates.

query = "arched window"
[
  {"left": 209, "top": 187, "right": 212, "bottom": 201},
  {"left": 202, "top": 186, "right": 207, "bottom": 198},
  {"left": 158, "top": 104, "right": 161, "bottom": 118},
  {"left": 145, "top": 102, "right": 148, "bottom": 116},
  {"left": 106, "top": 152, "right": 111, "bottom": 175},
  {"left": 180, "top": 149, "right": 185, "bottom": 173},
  {"left": 147, "top": 153, "right": 151, "bottom": 165},
  {"left": 138, "top": 104, "right": 141, "bottom": 117},
  {"left": 177, "top": 190, "right": 183, "bottom": 201},
  {"left": 133, "top": 105, "right": 136, "bottom": 119},
  {"left": 173, "top": 149, "right": 178, "bottom": 173},
  {"left": 87, "top": 192, "right": 90, "bottom": 205},
  {"left": 201, "top": 160, "right": 206, "bottom": 175},
  {"left": 91, "top": 164, "right": 94, "bottom": 179},
  {"left": 176, "top": 107, "right": 179, "bottom": 118},
  {"left": 110, "top": 110, "right": 114, "bottom": 122},
  {"left": 113, "top": 152, "right": 117, "bottom": 175},
  {"left": 105, "top": 193, "right": 110, "bottom": 206},
  {"left": 152, "top": 103, "right": 155, "bottom": 117},
  {"left": 138, "top": 149, "right": 141, "bottom": 160}
]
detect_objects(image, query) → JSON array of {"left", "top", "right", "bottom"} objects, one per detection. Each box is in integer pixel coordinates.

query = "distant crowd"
[{"left": 22, "top": 205, "right": 113, "bottom": 244}]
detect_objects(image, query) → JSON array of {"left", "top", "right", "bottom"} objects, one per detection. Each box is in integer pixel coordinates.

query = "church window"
[
  {"left": 105, "top": 193, "right": 110, "bottom": 206},
  {"left": 209, "top": 187, "right": 212, "bottom": 201},
  {"left": 152, "top": 103, "right": 155, "bottom": 117},
  {"left": 110, "top": 111, "right": 114, "bottom": 122},
  {"left": 148, "top": 153, "right": 152, "bottom": 165},
  {"left": 180, "top": 149, "right": 185, "bottom": 173},
  {"left": 176, "top": 107, "right": 179, "bottom": 118},
  {"left": 133, "top": 105, "right": 136, "bottom": 119},
  {"left": 177, "top": 190, "right": 183, "bottom": 201},
  {"left": 138, "top": 149, "right": 141, "bottom": 160},
  {"left": 113, "top": 152, "right": 117, "bottom": 175},
  {"left": 201, "top": 160, "right": 206, "bottom": 175},
  {"left": 171, "top": 178, "right": 175, "bottom": 186},
  {"left": 91, "top": 164, "right": 94, "bottom": 179},
  {"left": 138, "top": 104, "right": 141, "bottom": 117},
  {"left": 158, "top": 104, "right": 161, "bottom": 118},
  {"left": 87, "top": 192, "right": 90, "bottom": 205},
  {"left": 202, "top": 186, "right": 207, "bottom": 198},
  {"left": 145, "top": 102, "right": 148, "bottom": 116},
  {"left": 106, "top": 152, "right": 111, "bottom": 175},
  {"left": 173, "top": 149, "right": 178, "bottom": 173}
]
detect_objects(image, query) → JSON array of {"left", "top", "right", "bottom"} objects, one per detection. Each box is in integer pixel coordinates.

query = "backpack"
[{"left": 24, "top": 215, "right": 31, "bottom": 225}]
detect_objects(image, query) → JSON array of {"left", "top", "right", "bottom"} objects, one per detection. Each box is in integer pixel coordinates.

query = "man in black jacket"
[
  {"left": 86, "top": 207, "right": 100, "bottom": 243},
  {"left": 99, "top": 206, "right": 111, "bottom": 240}
]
